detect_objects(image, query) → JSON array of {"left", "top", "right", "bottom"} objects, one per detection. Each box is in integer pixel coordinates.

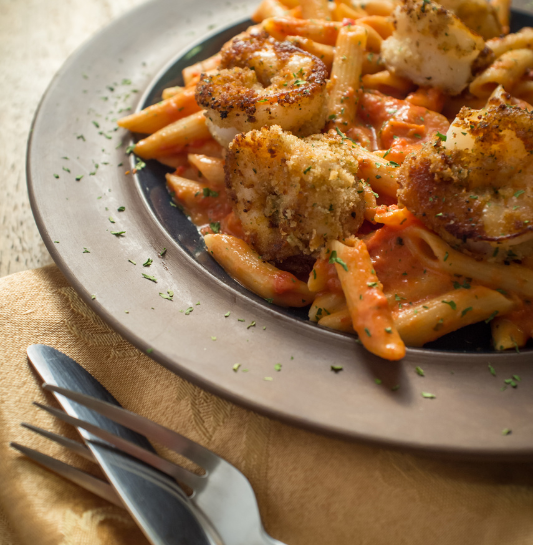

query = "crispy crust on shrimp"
[
  {"left": 196, "top": 28, "right": 328, "bottom": 145},
  {"left": 398, "top": 98, "right": 533, "bottom": 262},
  {"left": 225, "top": 126, "right": 365, "bottom": 262}
]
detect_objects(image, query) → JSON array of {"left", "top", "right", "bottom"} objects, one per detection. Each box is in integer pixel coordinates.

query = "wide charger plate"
[{"left": 28, "top": 0, "right": 533, "bottom": 460}]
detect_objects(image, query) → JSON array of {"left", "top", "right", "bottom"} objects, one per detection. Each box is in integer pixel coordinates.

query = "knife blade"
[{"left": 27, "top": 344, "right": 222, "bottom": 545}]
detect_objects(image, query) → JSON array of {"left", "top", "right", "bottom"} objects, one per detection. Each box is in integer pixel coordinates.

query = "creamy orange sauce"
[
  {"left": 365, "top": 222, "right": 454, "bottom": 310},
  {"left": 355, "top": 91, "right": 449, "bottom": 159}
]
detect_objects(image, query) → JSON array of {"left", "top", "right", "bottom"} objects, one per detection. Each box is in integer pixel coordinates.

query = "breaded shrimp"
[
  {"left": 381, "top": 0, "right": 485, "bottom": 96},
  {"left": 398, "top": 91, "right": 533, "bottom": 262},
  {"left": 225, "top": 126, "right": 366, "bottom": 262},
  {"left": 195, "top": 28, "right": 328, "bottom": 147}
]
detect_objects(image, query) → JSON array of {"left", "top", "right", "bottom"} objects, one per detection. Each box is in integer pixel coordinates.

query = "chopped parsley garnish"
[
  {"left": 384, "top": 327, "right": 392, "bottom": 334},
  {"left": 75, "top": 175, "right": 84, "bottom": 181},
  {"left": 436, "top": 131, "right": 447, "bottom": 141},
  {"left": 126, "top": 144, "right": 136, "bottom": 154},
  {"left": 443, "top": 252, "right": 449, "bottom": 262},
  {"left": 329, "top": 250, "right": 348, "bottom": 271},
  {"left": 367, "top": 281, "right": 378, "bottom": 288},
  {"left": 247, "top": 321, "right": 256, "bottom": 329},
  {"left": 209, "top": 222, "right": 221, "bottom": 233},
  {"left": 224, "top": 311, "right": 231, "bottom": 317},
  {"left": 62, "top": 167, "right": 71, "bottom": 173},
  {"left": 233, "top": 363, "right": 241, "bottom": 372},
  {"left": 442, "top": 300, "right": 456, "bottom": 310},
  {"left": 184, "top": 306, "right": 194, "bottom": 315},
  {"left": 275, "top": 364, "right": 282, "bottom": 371},
  {"left": 202, "top": 188, "right": 219, "bottom": 198},
  {"left": 143, "top": 258, "right": 153, "bottom": 267},
  {"left": 488, "top": 363, "right": 496, "bottom": 376},
  {"left": 415, "top": 366, "right": 425, "bottom": 376},
  {"left": 303, "top": 166, "right": 312, "bottom": 174},
  {"left": 264, "top": 376, "right": 273, "bottom": 381},
  {"left": 159, "top": 290, "right": 174, "bottom": 301},
  {"left": 142, "top": 273, "right": 157, "bottom": 283},
  {"left": 421, "top": 392, "right": 436, "bottom": 399},
  {"left": 108, "top": 216, "right": 115, "bottom": 223},
  {"left": 134, "top": 158, "right": 146, "bottom": 171},
  {"left": 82, "top": 247, "right": 90, "bottom": 253},
  {"left": 118, "top": 206, "right": 126, "bottom": 212},
  {"left": 514, "top": 190, "right": 525, "bottom": 198},
  {"left": 53, "top": 174, "right": 59, "bottom": 179},
  {"left": 502, "top": 428, "right": 512, "bottom": 436},
  {"left": 331, "top": 365, "right": 343, "bottom": 372},
  {"left": 110, "top": 230, "right": 126, "bottom": 236},
  {"left": 365, "top": 328, "right": 372, "bottom": 337},
  {"left": 128, "top": 259, "right": 136, "bottom": 265},
  {"left": 461, "top": 307, "right": 473, "bottom": 317},
  {"left": 485, "top": 310, "right": 498, "bottom": 323}
]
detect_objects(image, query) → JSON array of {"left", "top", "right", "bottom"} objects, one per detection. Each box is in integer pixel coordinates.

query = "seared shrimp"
[
  {"left": 225, "top": 125, "right": 365, "bottom": 263},
  {"left": 398, "top": 91, "right": 533, "bottom": 262},
  {"left": 196, "top": 28, "right": 328, "bottom": 146}
]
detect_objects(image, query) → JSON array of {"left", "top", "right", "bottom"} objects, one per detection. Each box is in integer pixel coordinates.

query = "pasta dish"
[{"left": 118, "top": 0, "right": 533, "bottom": 361}]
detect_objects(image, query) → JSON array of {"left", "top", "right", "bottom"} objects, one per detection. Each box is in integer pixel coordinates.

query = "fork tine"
[
  {"left": 21, "top": 423, "right": 95, "bottom": 462},
  {"left": 10, "top": 442, "right": 123, "bottom": 508},
  {"left": 33, "top": 402, "right": 204, "bottom": 491},
  {"left": 43, "top": 384, "right": 218, "bottom": 469}
]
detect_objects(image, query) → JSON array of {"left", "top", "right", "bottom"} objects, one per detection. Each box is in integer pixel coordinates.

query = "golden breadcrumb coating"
[
  {"left": 225, "top": 126, "right": 365, "bottom": 262},
  {"left": 398, "top": 95, "right": 533, "bottom": 262}
]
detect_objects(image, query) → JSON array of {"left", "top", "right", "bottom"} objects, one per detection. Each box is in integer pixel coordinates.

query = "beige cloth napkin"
[{"left": 1, "top": 265, "right": 533, "bottom": 545}]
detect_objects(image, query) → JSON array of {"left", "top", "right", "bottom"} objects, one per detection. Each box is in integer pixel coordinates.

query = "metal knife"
[{"left": 27, "top": 344, "right": 222, "bottom": 545}]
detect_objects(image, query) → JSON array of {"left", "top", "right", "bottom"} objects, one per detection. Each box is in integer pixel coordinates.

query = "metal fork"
[{"left": 34, "top": 383, "right": 285, "bottom": 545}]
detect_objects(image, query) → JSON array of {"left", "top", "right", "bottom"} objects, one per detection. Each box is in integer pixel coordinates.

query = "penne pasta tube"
[
  {"left": 134, "top": 112, "right": 212, "bottom": 160},
  {"left": 362, "top": 70, "right": 415, "bottom": 97},
  {"left": 490, "top": 0, "right": 511, "bottom": 35},
  {"left": 187, "top": 154, "right": 225, "bottom": 188},
  {"left": 279, "top": 0, "right": 301, "bottom": 7},
  {"left": 156, "top": 155, "right": 189, "bottom": 169},
  {"left": 318, "top": 308, "right": 354, "bottom": 332},
  {"left": 403, "top": 226, "right": 533, "bottom": 299},
  {"left": 486, "top": 27, "right": 533, "bottom": 58},
  {"left": 356, "top": 16, "right": 394, "bottom": 39},
  {"left": 356, "top": 23, "right": 382, "bottom": 53},
  {"left": 469, "top": 49, "right": 533, "bottom": 98},
  {"left": 491, "top": 316, "right": 529, "bottom": 351},
  {"left": 117, "top": 87, "right": 200, "bottom": 134},
  {"left": 161, "top": 86, "right": 184, "bottom": 100},
  {"left": 350, "top": 0, "right": 395, "bottom": 16},
  {"left": 327, "top": 25, "right": 367, "bottom": 126},
  {"left": 286, "top": 36, "right": 334, "bottom": 71},
  {"left": 512, "top": 80, "right": 533, "bottom": 105},
  {"left": 204, "top": 234, "right": 314, "bottom": 307},
  {"left": 405, "top": 87, "right": 446, "bottom": 113},
  {"left": 308, "top": 258, "right": 340, "bottom": 292},
  {"left": 300, "top": 0, "right": 330, "bottom": 20},
  {"left": 182, "top": 54, "right": 221, "bottom": 87},
  {"left": 263, "top": 17, "right": 341, "bottom": 45},
  {"left": 331, "top": 1, "right": 367, "bottom": 21},
  {"left": 330, "top": 239, "right": 406, "bottom": 360},
  {"left": 309, "top": 291, "right": 347, "bottom": 321},
  {"left": 252, "top": 0, "right": 291, "bottom": 22},
  {"left": 351, "top": 145, "right": 399, "bottom": 199},
  {"left": 394, "top": 286, "right": 517, "bottom": 347},
  {"left": 372, "top": 205, "right": 412, "bottom": 226},
  {"left": 362, "top": 51, "right": 385, "bottom": 75}
]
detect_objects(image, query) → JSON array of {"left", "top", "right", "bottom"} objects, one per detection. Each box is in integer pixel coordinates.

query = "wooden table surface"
[{"left": 1, "top": 0, "right": 532, "bottom": 278}]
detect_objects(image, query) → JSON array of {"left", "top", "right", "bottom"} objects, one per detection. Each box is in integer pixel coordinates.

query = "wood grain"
[
  {"left": 0, "top": 0, "right": 146, "bottom": 278},
  {"left": 0, "top": 0, "right": 532, "bottom": 278}
]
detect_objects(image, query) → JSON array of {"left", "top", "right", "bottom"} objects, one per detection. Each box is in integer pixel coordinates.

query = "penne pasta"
[
  {"left": 356, "top": 16, "right": 394, "bottom": 40},
  {"left": 252, "top": 0, "right": 291, "bottom": 22},
  {"left": 469, "top": 49, "right": 533, "bottom": 98},
  {"left": 117, "top": 87, "right": 200, "bottom": 134},
  {"left": 362, "top": 70, "right": 416, "bottom": 97},
  {"left": 491, "top": 316, "right": 529, "bottom": 351},
  {"left": 134, "top": 111, "right": 212, "bottom": 160},
  {"left": 327, "top": 25, "right": 367, "bottom": 127},
  {"left": 403, "top": 226, "right": 533, "bottom": 299},
  {"left": 351, "top": 145, "right": 399, "bottom": 199},
  {"left": 182, "top": 54, "right": 221, "bottom": 87},
  {"left": 187, "top": 154, "right": 225, "bottom": 188},
  {"left": 161, "top": 86, "right": 184, "bottom": 100},
  {"left": 330, "top": 239, "right": 406, "bottom": 360},
  {"left": 300, "top": 0, "right": 330, "bottom": 20},
  {"left": 318, "top": 308, "right": 354, "bottom": 332},
  {"left": 204, "top": 234, "right": 314, "bottom": 307},
  {"left": 350, "top": 0, "right": 395, "bottom": 16},
  {"left": 486, "top": 27, "right": 533, "bottom": 58},
  {"left": 394, "top": 286, "right": 517, "bottom": 347},
  {"left": 331, "top": 1, "right": 367, "bottom": 22},
  {"left": 490, "top": 0, "right": 511, "bottom": 34},
  {"left": 263, "top": 17, "right": 341, "bottom": 45},
  {"left": 286, "top": 36, "right": 334, "bottom": 71},
  {"left": 309, "top": 291, "right": 347, "bottom": 321}
]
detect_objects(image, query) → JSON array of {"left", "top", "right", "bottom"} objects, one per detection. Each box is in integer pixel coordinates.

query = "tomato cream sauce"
[
  {"left": 365, "top": 222, "right": 454, "bottom": 311},
  {"left": 353, "top": 91, "right": 450, "bottom": 162}
]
